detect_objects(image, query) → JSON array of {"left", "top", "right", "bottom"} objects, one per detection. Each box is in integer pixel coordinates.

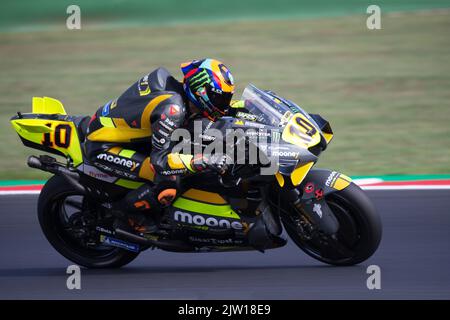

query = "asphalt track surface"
[{"left": 0, "top": 190, "right": 449, "bottom": 299}]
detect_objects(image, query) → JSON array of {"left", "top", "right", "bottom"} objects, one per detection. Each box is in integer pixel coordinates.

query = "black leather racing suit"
[{"left": 84, "top": 68, "right": 196, "bottom": 212}]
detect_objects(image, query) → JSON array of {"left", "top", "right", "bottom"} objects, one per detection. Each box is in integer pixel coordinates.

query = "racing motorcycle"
[{"left": 10, "top": 84, "right": 382, "bottom": 268}]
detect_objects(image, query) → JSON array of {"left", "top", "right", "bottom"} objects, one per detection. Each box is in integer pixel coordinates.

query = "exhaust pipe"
[
  {"left": 27, "top": 155, "right": 86, "bottom": 194},
  {"left": 27, "top": 155, "right": 44, "bottom": 169}
]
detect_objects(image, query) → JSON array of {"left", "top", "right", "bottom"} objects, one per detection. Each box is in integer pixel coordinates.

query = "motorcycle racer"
[
  {"left": 11, "top": 80, "right": 382, "bottom": 267},
  {"left": 84, "top": 58, "right": 235, "bottom": 231}
]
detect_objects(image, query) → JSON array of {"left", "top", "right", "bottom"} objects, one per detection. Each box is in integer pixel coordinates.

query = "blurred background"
[{"left": 1, "top": 0, "right": 449, "bottom": 179}]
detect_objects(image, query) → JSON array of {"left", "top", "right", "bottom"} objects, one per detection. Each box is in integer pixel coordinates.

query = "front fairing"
[
  {"left": 215, "top": 116, "right": 315, "bottom": 173},
  {"left": 243, "top": 85, "right": 330, "bottom": 162},
  {"left": 211, "top": 85, "right": 333, "bottom": 186}
]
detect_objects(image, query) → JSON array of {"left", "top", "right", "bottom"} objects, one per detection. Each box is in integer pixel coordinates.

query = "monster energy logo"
[
  {"left": 190, "top": 69, "right": 212, "bottom": 92},
  {"left": 272, "top": 131, "right": 281, "bottom": 143}
]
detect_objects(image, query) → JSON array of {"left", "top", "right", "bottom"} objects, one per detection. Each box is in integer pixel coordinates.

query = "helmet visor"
[{"left": 206, "top": 87, "right": 233, "bottom": 110}]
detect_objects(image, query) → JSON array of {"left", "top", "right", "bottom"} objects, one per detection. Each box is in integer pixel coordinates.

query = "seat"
[{"left": 74, "top": 116, "right": 90, "bottom": 143}]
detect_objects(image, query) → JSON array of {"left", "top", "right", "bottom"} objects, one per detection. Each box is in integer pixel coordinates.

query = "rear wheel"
[
  {"left": 283, "top": 183, "right": 382, "bottom": 266},
  {"left": 38, "top": 175, "right": 139, "bottom": 268}
]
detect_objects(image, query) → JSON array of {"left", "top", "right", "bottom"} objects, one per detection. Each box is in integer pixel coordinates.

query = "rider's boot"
[{"left": 111, "top": 184, "right": 176, "bottom": 234}]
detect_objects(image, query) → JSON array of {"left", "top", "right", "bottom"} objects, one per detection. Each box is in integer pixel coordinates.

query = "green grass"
[
  {"left": 1, "top": 0, "right": 449, "bottom": 31},
  {"left": 1, "top": 11, "right": 450, "bottom": 179}
]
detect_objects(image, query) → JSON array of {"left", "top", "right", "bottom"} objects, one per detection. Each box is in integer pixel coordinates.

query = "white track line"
[
  {"left": 361, "top": 185, "right": 450, "bottom": 190},
  {"left": 353, "top": 178, "right": 384, "bottom": 185},
  {"left": 1, "top": 185, "right": 450, "bottom": 196},
  {"left": 0, "top": 190, "right": 41, "bottom": 195}
]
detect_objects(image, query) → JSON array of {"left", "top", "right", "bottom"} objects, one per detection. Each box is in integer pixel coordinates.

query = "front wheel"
[
  {"left": 283, "top": 183, "right": 382, "bottom": 266},
  {"left": 38, "top": 175, "right": 139, "bottom": 268}
]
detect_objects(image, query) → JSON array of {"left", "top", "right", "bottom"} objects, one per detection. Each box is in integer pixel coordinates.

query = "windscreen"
[{"left": 240, "top": 84, "right": 319, "bottom": 129}]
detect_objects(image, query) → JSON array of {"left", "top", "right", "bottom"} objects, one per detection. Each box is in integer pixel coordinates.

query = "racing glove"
[{"left": 191, "top": 153, "right": 230, "bottom": 175}]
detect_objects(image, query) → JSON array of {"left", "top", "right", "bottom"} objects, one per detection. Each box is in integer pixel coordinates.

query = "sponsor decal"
[
  {"left": 245, "top": 130, "right": 270, "bottom": 138},
  {"left": 240, "top": 221, "right": 253, "bottom": 233},
  {"left": 315, "top": 188, "right": 324, "bottom": 200},
  {"left": 100, "top": 235, "right": 140, "bottom": 252},
  {"left": 205, "top": 120, "right": 214, "bottom": 131},
  {"left": 188, "top": 236, "right": 244, "bottom": 245},
  {"left": 87, "top": 171, "right": 110, "bottom": 179},
  {"left": 159, "top": 120, "right": 174, "bottom": 132},
  {"left": 169, "top": 104, "right": 180, "bottom": 115},
  {"left": 289, "top": 105, "right": 301, "bottom": 113},
  {"left": 137, "top": 188, "right": 150, "bottom": 199},
  {"left": 271, "top": 131, "right": 281, "bottom": 143},
  {"left": 304, "top": 182, "right": 314, "bottom": 193},
  {"left": 190, "top": 70, "right": 211, "bottom": 92},
  {"left": 199, "top": 133, "right": 216, "bottom": 141},
  {"left": 110, "top": 99, "right": 117, "bottom": 109},
  {"left": 96, "top": 153, "right": 141, "bottom": 171},
  {"left": 272, "top": 150, "right": 300, "bottom": 158},
  {"left": 164, "top": 117, "right": 176, "bottom": 127},
  {"left": 236, "top": 111, "right": 257, "bottom": 122},
  {"left": 280, "top": 111, "right": 293, "bottom": 126},
  {"left": 244, "top": 121, "right": 265, "bottom": 129},
  {"left": 312, "top": 203, "right": 323, "bottom": 218},
  {"left": 174, "top": 210, "right": 248, "bottom": 230},
  {"left": 96, "top": 226, "right": 113, "bottom": 234},
  {"left": 79, "top": 164, "right": 117, "bottom": 183},
  {"left": 325, "top": 171, "right": 339, "bottom": 187},
  {"left": 138, "top": 74, "right": 151, "bottom": 96},
  {"left": 93, "top": 162, "right": 113, "bottom": 172},
  {"left": 157, "top": 129, "right": 170, "bottom": 137},
  {"left": 101, "top": 101, "right": 111, "bottom": 116},
  {"left": 94, "top": 162, "right": 138, "bottom": 179},
  {"left": 161, "top": 169, "right": 187, "bottom": 175},
  {"left": 210, "top": 87, "right": 223, "bottom": 94}
]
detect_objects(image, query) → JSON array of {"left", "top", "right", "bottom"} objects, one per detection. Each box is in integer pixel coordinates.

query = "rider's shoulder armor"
[
  {"left": 87, "top": 68, "right": 186, "bottom": 143},
  {"left": 147, "top": 67, "right": 184, "bottom": 93}
]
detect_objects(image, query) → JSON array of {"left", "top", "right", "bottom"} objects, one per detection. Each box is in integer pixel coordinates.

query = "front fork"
[{"left": 284, "top": 188, "right": 340, "bottom": 236}]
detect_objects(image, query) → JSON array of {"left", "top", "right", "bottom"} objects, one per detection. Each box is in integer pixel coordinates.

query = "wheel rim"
[
  {"left": 47, "top": 191, "right": 120, "bottom": 259},
  {"left": 286, "top": 195, "right": 363, "bottom": 264}
]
